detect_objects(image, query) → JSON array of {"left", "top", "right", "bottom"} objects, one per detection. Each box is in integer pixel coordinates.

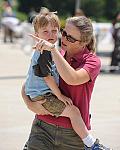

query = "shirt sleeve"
[
  {"left": 83, "top": 54, "right": 101, "bottom": 81},
  {"left": 33, "top": 51, "right": 53, "bottom": 77}
]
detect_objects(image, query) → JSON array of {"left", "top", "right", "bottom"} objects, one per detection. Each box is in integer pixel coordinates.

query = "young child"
[{"left": 24, "top": 10, "right": 111, "bottom": 150}]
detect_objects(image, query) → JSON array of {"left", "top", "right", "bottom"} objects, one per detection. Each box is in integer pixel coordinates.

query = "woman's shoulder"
[
  {"left": 83, "top": 51, "right": 101, "bottom": 67},
  {"left": 84, "top": 49, "right": 100, "bottom": 60}
]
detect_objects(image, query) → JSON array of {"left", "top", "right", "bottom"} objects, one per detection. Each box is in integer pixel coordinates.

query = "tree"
[
  {"left": 104, "top": 0, "right": 119, "bottom": 20},
  {"left": 43, "top": 0, "right": 75, "bottom": 17},
  {"left": 17, "top": 0, "right": 120, "bottom": 22},
  {"left": 81, "top": 0, "right": 105, "bottom": 21},
  {"left": 17, "top": 0, "right": 75, "bottom": 17},
  {"left": 17, "top": 0, "right": 43, "bottom": 13}
]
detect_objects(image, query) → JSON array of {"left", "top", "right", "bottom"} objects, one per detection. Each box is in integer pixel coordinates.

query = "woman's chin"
[{"left": 61, "top": 45, "right": 66, "bottom": 51}]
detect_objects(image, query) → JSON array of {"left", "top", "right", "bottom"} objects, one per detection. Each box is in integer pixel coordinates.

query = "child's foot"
[{"left": 84, "top": 139, "right": 112, "bottom": 150}]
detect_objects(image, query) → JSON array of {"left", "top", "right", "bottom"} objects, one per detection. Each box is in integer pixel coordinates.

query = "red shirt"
[{"left": 37, "top": 48, "right": 101, "bottom": 130}]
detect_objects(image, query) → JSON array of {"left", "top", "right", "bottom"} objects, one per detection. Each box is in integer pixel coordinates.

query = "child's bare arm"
[{"left": 44, "top": 75, "right": 73, "bottom": 105}]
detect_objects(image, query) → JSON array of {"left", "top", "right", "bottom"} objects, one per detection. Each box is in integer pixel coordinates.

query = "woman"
[{"left": 22, "top": 16, "right": 111, "bottom": 150}]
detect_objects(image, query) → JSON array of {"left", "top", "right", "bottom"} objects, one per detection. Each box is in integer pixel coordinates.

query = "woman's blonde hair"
[
  {"left": 67, "top": 16, "right": 96, "bottom": 53},
  {"left": 32, "top": 8, "right": 60, "bottom": 32}
]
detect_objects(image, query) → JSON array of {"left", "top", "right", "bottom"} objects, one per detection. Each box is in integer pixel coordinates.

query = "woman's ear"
[
  {"left": 79, "top": 41, "right": 86, "bottom": 48},
  {"left": 82, "top": 42, "right": 88, "bottom": 49}
]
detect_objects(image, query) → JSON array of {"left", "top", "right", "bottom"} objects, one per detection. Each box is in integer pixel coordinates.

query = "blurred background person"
[
  {"left": 110, "top": 12, "right": 120, "bottom": 71},
  {"left": 1, "top": 5, "right": 18, "bottom": 43}
]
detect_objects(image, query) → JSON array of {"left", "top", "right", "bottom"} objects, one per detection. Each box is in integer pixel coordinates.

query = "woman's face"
[
  {"left": 61, "top": 22, "right": 83, "bottom": 54},
  {"left": 36, "top": 23, "right": 59, "bottom": 44}
]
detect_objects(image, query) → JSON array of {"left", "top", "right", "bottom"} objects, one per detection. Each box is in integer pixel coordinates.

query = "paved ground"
[{"left": 0, "top": 39, "right": 120, "bottom": 150}]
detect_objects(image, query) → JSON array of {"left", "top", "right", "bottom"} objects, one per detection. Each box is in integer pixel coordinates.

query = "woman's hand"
[
  {"left": 21, "top": 84, "right": 53, "bottom": 116},
  {"left": 29, "top": 34, "right": 55, "bottom": 53}
]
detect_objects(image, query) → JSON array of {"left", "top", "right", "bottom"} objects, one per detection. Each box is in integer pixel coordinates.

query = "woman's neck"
[{"left": 66, "top": 46, "right": 85, "bottom": 60}]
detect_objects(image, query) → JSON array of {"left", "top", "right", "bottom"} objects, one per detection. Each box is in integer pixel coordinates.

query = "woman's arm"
[
  {"left": 51, "top": 49, "right": 90, "bottom": 85},
  {"left": 21, "top": 84, "right": 53, "bottom": 115}
]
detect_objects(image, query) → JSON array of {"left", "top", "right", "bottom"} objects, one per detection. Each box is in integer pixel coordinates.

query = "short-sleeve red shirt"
[{"left": 37, "top": 48, "right": 101, "bottom": 130}]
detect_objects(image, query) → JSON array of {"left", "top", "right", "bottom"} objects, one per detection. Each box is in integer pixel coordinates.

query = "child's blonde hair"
[
  {"left": 33, "top": 8, "right": 60, "bottom": 33},
  {"left": 67, "top": 16, "right": 96, "bottom": 53}
]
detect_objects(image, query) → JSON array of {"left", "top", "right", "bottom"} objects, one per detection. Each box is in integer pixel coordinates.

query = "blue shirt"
[{"left": 25, "top": 50, "right": 59, "bottom": 98}]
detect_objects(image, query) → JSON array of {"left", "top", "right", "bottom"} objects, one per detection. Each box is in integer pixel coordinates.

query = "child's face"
[{"left": 36, "top": 23, "right": 59, "bottom": 44}]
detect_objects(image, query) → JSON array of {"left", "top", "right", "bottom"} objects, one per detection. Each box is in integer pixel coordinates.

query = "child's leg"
[
  {"left": 60, "top": 105, "right": 88, "bottom": 138},
  {"left": 60, "top": 105, "right": 96, "bottom": 147},
  {"left": 32, "top": 93, "right": 66, "bottom": 117}
]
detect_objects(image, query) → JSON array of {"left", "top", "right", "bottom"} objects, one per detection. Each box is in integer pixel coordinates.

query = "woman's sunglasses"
[{"left": 60, "top": 28, "right": 80, "bottom": 43}]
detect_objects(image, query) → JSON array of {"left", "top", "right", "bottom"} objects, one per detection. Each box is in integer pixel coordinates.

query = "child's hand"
[
  {"left": 29, "top": 34, "right": 55, "bottom": 53},
  {"left": 58, "top": 94, "right": 73, "bottom": 106}
]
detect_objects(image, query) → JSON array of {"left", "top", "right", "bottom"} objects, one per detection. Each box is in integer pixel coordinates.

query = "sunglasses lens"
[
  {"left": 67, "top": 37, "right": 76, "bottom": 43},
  {"left": 61, "top": 29, "right": 78, "bottom": 43}
]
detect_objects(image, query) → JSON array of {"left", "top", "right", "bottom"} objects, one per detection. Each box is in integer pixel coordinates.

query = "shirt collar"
[{"left": 63, "top": 47, "right": 90, "bottom": 63}]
